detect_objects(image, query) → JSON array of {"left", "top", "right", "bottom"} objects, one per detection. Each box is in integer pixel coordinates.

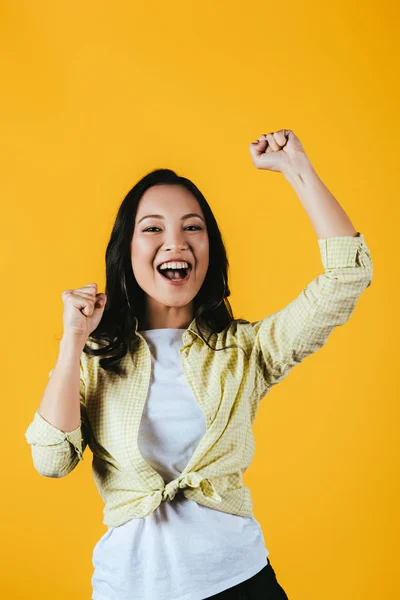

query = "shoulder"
[{"left": 217, "top": 318, "right": 255, "bottom": 349}]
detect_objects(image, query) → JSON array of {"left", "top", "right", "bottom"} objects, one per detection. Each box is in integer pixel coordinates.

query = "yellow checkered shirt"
[{"left": 25, "top": 232, "right": 373, "bottom": 528}]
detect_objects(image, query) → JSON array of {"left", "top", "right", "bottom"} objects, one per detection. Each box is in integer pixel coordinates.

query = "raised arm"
[
  {"left": 24, "top": 282, "right": 106, "bottom": 477},
  {"left": 248, "top": 130, "right": 373, "bottom": 395}
]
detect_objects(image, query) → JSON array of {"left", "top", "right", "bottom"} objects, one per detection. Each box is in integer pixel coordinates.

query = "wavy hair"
[{"left": 83, "top": 168, "right": 247, "bottom": 376}]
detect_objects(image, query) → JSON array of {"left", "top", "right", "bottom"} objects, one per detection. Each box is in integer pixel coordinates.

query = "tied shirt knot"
[{"left": 161, "top": 472, "right": 222, "bottom": 503}]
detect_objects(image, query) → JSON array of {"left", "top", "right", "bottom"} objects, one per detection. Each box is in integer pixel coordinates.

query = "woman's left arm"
[{"left": 248, "top": 130, "right": 372, "bottom": 395}]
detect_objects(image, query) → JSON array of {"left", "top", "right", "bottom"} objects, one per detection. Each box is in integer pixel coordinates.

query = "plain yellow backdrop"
[{"left": 1, "top": 1, "right": 397, "bottom": 598}]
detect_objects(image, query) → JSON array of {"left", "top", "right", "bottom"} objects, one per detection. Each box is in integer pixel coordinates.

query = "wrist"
[
  {"left": 60, "top": 332, "right": 87, "bottom": 352},
  {"left": 283, "top": 154, "right": 317, "bottom": 184}
]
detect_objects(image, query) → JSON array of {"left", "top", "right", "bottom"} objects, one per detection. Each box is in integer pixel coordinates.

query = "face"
[{"left": 130, "top": 184, "right": 209, "bottom": 330}]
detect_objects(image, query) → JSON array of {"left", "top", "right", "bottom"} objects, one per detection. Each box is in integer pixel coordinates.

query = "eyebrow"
[{"left": 137, "top": 213, "right": 205, "bottom": 225}]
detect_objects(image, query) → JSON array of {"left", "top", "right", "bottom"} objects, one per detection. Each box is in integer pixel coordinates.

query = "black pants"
[{"left": 205, "top": 558, "right": 289, "bottom": 599}]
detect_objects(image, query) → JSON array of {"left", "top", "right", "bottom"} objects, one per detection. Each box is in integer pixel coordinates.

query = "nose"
[{"left": 164, "top": 231, "right": 189, "bottom": 251}]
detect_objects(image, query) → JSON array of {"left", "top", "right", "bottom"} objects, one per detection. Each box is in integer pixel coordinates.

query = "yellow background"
[{"left": 1, "top": 1, "right": 397, "bottom": 598}]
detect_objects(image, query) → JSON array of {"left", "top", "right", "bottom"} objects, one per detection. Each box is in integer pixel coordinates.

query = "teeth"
[{"left": 159, "top": 261, "right": 190, "bottom": 270}]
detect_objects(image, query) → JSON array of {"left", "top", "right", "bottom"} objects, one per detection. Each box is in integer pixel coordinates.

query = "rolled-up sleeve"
[
  {"left": 251, "top": 232, "right": 373, "bottom": 393},
  {"left": 24, "top": 358, "right": 89, "bottom": 477}
]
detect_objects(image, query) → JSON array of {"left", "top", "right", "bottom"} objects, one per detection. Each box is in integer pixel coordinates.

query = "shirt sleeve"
[
  {"left": 250, "top": 231, "right": 373, "bottom": 395},
  {"left": 24, "top": 357, "right": 89, "bottom": 477}
]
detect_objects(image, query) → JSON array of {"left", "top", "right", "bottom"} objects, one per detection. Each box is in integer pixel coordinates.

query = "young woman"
[{"left": 25, "top": 130, "right": 373, "bottom": 599}]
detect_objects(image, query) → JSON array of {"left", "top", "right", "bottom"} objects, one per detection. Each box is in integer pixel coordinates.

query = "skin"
[{"left": 130, "top": 184, "right": 210, "bottom": 330}]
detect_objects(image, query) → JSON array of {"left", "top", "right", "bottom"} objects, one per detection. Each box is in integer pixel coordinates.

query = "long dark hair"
[{"left": 83, "top": 168, "right": 247, "bottom": 376}]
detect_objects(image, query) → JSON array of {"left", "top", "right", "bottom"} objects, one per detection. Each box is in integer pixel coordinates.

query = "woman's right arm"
[{"left": 24, "top": 283, "right": 106, "bottom": 477}]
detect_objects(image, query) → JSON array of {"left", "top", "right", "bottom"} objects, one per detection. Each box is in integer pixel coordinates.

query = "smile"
[{"left": 156, "top": 265, "right": 192, "bottom": 286}]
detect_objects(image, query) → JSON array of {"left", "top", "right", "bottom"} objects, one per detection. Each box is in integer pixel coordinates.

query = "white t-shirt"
[{"left": 91, "top": 328, "right": 269, "bottom": 600}]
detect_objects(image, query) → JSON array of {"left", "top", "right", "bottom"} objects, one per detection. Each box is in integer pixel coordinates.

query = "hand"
[
  {"left": 249, "top": 129, "right": 309, "bottom": 174},
  {"left": 62, "top": 283, "right": 107, "bottom": 340}
]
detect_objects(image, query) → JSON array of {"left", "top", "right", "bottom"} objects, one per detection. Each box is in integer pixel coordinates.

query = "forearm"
[
  {"left": 38, "top": 334, "right": 86, "bottom": 432},
  {"left": 283, "top": 156, "right": 358, "bottom": 239}
]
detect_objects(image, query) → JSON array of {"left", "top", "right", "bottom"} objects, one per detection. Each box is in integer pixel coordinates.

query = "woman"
[{"left": 25, "top": 130, "right": 373, "bottom": 599}]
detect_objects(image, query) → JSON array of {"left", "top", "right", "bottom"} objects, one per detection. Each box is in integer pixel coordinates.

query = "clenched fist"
[
  {"left": 249, "top": 129, "right": 308, "bottom": 174},
  {"left": 61, "top": 283, "right": 107, "bottom": 340}
]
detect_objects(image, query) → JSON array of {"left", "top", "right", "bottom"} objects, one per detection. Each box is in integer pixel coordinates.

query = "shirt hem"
[{"left": 91, "top": 553, "right": 269, "bottom": 600}]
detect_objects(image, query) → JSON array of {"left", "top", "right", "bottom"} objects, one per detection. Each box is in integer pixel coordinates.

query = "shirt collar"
[{"left": 133, "top": 315, "right": 212, "bottom": 344}]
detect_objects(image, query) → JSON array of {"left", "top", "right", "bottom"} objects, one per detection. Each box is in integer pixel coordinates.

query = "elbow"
[
  {"left": 34, "top": 467, "right": 67, "bottom": 478},
  {"left": 32, "top": 459, "right": 80, "bottom": 478},
  {"left": 29, "top": 447, "right": 82, "bottom": 478},
  {"left": 360, "top": 270, "right": 373, "bottom": 290}
]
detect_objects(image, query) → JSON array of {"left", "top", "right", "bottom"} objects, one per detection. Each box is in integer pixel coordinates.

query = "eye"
[{"left": 143, "top": 226, "right": 202, "bottom": 232}]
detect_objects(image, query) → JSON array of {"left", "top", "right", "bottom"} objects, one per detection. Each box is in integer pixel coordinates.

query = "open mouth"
[{"left": 156, "top": 263, "right": 192, "bottom": 282}]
